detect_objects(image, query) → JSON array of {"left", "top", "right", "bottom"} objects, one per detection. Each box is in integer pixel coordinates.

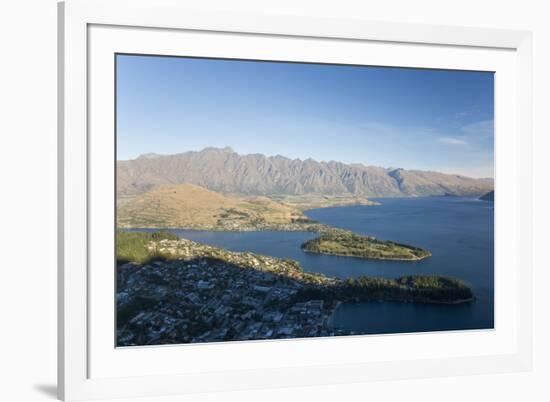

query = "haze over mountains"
[{"left": 117, "top": 147, "right": 493, "bottom": 198}]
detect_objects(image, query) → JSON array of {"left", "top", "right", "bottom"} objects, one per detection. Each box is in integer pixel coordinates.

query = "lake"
[{"left": 133, "top": 196, "right": 494, "bottom": 335}]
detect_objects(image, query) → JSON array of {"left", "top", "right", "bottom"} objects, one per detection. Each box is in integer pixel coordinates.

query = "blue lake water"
[{"left": 132, "top": 196, "right": 494, "bottom": 334}]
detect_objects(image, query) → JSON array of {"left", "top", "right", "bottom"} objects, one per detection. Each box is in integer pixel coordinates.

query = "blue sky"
[{"left": 116, "top": 54, "right": 494, "bottom": 178}]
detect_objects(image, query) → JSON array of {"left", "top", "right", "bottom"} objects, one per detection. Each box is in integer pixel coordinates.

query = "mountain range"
[{"left": 117, "top": 147, "right": 493, "bottom": 198}]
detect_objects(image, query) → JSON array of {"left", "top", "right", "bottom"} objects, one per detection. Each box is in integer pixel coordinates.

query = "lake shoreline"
[
  {"left": 301, "top": 248, "right": 431, "bottom": 262},
  {"left": 328, "top": 301, "right": 342, "bottom": 328}
]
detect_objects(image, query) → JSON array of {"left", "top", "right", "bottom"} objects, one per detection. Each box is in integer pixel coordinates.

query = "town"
[
  {"left": 116, "top": 235, "right": 474, "bottom": 346},
  {"left": 117, "top": 238, "right": 349, "bottom": 346}
]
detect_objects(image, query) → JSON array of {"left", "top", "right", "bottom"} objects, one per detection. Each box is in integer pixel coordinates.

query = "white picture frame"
[{"left": 58, "top": 0, "right": 533, "bottom": 400}]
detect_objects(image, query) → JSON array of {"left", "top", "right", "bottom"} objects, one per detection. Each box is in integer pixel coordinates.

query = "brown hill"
[{"left": 117, "top": 183, "right": 306, "bottom": 229}]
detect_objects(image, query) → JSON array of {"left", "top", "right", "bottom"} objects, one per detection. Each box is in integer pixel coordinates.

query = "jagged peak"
[
  {"left": 201, "top": 146, "right": 234, "bottom": 153},
  {"left": 136, "top": 152, "right": 162, "bottom": 160},
  {"left": 118, "top": 149, "right": 493, "bottom": 199}
]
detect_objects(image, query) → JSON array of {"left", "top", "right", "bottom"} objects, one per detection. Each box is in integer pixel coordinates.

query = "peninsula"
[{"left": 301, "top": 232, "right": 431, "bottom": 261}]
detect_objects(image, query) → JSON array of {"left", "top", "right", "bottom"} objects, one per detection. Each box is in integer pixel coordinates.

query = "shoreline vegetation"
[{"left": 301, "top": 232, "right": 431, "bottom": 261}]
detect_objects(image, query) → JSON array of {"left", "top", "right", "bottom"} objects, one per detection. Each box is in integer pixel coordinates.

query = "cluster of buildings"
[{"left": 117, "top": 239, "right": 350, "bottom": 346}]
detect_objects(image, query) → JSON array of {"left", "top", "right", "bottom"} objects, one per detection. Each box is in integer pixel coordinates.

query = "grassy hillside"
[
  {"left": 272, "top": 194, "right": 379, "bottom": 211},
  {"left": 117, "top": 183, "right": 307, "bottom": 229},
  {"left": 116, "top": 230, "right": 180, "bottom": 264}
]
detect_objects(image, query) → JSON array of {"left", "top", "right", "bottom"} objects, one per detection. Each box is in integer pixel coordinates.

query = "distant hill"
[
  {"left": 479, "top": 190, "right": 494, "bottom": 201},
  {"left": 117, "top": 183, "right": 306, "bottom": 229},
  {"left": 117, "top": 147, "right": 493, "bottom": 198}
]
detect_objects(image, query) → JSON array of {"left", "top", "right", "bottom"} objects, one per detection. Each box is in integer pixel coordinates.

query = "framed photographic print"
[{"left": 58, "top": 0, "right": 533, "bottom": 400}]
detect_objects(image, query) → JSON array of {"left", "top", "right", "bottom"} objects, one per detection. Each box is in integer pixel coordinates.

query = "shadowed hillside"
[{"left": 479, "top": 190, "right": 494, "bottom": 201}]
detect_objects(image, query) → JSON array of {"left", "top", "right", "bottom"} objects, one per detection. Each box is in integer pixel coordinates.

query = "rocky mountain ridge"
[{"left": 117, "top": 147, "right": 493, "bottom": 198}]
